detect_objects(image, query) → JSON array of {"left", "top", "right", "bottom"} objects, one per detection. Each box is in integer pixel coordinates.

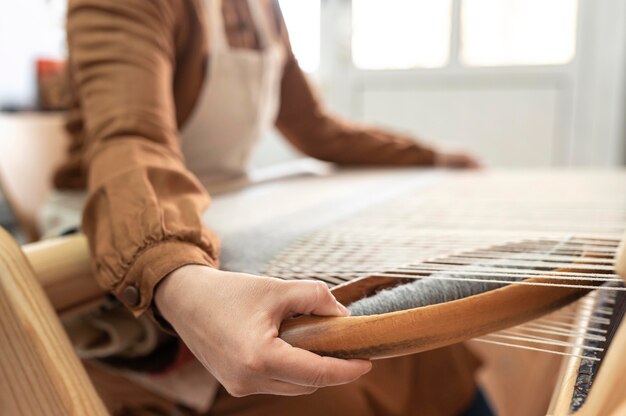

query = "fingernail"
[{"left": 336, "top": 301, "right": 350, "bottom": 316}]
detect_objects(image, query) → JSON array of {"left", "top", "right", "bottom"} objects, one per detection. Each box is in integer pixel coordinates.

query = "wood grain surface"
[
  {"left": 279, "top": 273, "right": 596, "bottom": 359},
  {"left": 23, "top": 234, "right": 105, "bottom": 316},
  {"left": 0, "top": 227, "right": 107, "bottom": 415}
]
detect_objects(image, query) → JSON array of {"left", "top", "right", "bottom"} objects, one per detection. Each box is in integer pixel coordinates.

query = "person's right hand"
[{"left": 154, "top": 265, "right": 372, "bottom": 397}]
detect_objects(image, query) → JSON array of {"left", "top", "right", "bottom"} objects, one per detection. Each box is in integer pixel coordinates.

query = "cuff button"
[{"left": 122, "top": 285, "right": 140, "bottom": 307}]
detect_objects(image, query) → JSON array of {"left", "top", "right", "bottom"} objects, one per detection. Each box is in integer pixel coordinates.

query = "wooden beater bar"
[
  {"left": 22, "top": 233, "right": 105, "bottom": 315},
  {"left": 279, "top": 264, "right": 601, "bottom": 359}
]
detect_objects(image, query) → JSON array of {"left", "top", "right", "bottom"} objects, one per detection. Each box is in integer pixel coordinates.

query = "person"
[{"left": 50, "top": 0, "right": 486, "bottom": 414}]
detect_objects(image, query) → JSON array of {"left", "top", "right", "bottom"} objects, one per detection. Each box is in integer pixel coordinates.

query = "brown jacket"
[{"left": 55, "top": 0, "right": 437, "bottom": 314}]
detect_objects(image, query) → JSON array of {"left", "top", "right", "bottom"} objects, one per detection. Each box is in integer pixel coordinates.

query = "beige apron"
[
  {"left": 40, "top": 0, "right": 286, "bottom": 412},
  {"left": 181, "top": 0, "right": 285, "bottom": 190},
  {"left": 126, "top": 0, "right": 286, "bottom": 409}
]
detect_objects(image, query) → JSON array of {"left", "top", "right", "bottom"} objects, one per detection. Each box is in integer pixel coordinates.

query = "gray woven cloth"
[
  {"left": 204, "top": 166, "right": 569, "bottom": 316},
  {"left": 203, "top": 167, "right": 444, "bottom": 274}
]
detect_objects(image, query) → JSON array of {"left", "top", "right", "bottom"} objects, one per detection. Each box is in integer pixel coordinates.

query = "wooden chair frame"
[{"left": 0, "top": 227, "right": 107, "bottom": 415}]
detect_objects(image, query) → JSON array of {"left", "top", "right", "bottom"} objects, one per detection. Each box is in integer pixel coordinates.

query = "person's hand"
[
  {"left": 435, "top": 150, "right": 482, "bottom": 169},
  {"left": 154, "top": 265, "right": 372, "bottom": 397}
]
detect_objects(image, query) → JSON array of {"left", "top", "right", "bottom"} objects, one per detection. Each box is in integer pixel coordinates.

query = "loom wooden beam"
[
  {"left": 546, "top": 293, "right": 599, "bottom": 415},
  {"left": 573, "top": 250, "right": 626, "bottom": 416},
  {"left": 615, "top": 233, "right": 626, "bottom": 280},
  {"left": 0, "top": 227, "right": 108, "bottom": 415},
  {"left": 22, "top": 233, "right": 106, "bottom": 316},
  {"left": 545, "top": 243, "right": 626, "bottom": 416},
  {"left": 279, "top": 273, "right": 596, "bottom": 359},
  {"left": 573, "top": 317, "right": 626, "bottom": 416}
]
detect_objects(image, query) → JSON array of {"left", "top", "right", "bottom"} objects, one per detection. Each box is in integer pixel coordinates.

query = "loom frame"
[{"left": 1, "top": 227, "right": 624, "bottom": 414}]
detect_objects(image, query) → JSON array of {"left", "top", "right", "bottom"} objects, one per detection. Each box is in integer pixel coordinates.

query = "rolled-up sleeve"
[{"left": 67, "top": 0, "right": 219, "bottom": 316}]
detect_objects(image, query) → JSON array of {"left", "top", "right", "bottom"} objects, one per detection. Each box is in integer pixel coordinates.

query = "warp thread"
[{"left": 348, "top": 242, "right": 563, "bottom": 316}]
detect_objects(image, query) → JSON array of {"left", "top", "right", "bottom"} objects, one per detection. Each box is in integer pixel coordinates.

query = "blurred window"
[
  {"left": 278, "top": 0, "right": 320, "bottom": 72},
  {"left": 0, "top": 0, "right": 66, "bottom": 108},
  {"left": 352, "top": 0, "right": 452, "bottom": 70},
  {"left": 461, "top": 0, "right": 578, "bottom": 66},
  {"left": 350, "top": 0, "right": 578, "bottom": 70}
]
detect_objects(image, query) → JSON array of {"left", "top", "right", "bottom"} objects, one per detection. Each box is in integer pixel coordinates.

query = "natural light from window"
[
  {"left": 352, "top": 0, "right": 452, "bottom": 70},
  {"left": 461, "top": 0, "right": 578, "bottom": 66},
  {"left": 0, "top": 0, "right": 66, "bottom": 106},
  {"left": 278, "top": 0, "right": 320, "bottom": 73}
]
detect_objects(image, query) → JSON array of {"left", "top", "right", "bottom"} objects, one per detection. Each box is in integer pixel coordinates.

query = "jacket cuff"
[{"left": 113, "top": 240, "right": 217, "bottom": 319}]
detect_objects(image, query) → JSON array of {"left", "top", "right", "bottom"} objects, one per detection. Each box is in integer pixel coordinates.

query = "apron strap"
[
  {"left": 207, "top": 0, "right": 229, "bottom": 50},
  {"left": 247, "top": 0, "right": 281, "bottom": 50}
]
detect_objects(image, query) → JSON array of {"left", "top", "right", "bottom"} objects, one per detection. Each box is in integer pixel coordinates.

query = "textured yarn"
[{"left": 347, "top": 270, "right": 519, "bottom": 316}]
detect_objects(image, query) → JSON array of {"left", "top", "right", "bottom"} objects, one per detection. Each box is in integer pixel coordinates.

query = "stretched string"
[
  {"left": 485, "top": 331, "right": 603, "bottom": 351},
  {"left": 471, "top": 290, "right": 616, "bottom": 362},
  {"left": 529, "top": 319, "right": 607, "bottom": 334},
  {"left": 368, "top": 273, "right": 626, "bottom": 291},
  {"left": 390, "top": 267, "right": 620, "bottom": 281},
  {"left": 470, "top": 339, "right": 601, "bottom": 362},
  {"left": 498, "top": 326, "right": 605, "bottom": 342},
  {"left": 262, "top": 173, "right": 626, "bottom": 367}
]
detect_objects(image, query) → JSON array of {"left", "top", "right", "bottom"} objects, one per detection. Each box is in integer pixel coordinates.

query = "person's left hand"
[{"left": 435, "top": 151, "right": 482, "bottom": 169}]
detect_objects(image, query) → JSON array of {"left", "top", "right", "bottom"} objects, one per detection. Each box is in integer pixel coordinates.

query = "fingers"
[
  {"left": 447, "top": 155, "right": 471, "bottom": 168},
  {"left": 258, "top": 380, "right": 319, "bottom": 397},
  {"left": 468, "top": 157, "right": 483, "bottom": 169},
  {"left": 456, "top": 154, "right": 481, "bottom": 169},
  {"left": 281, "top": 280, "right": 349, "bottom": 317},
  {"left": 267, "top": 339, "right": 372, "bottom": 387},
  {"left": 226, "top": 379, "right": 318, "bottom": 397},
  {"left": 221, "top": 340, "right": 370, "bottom": 397},
  {"left": 435, "top": 151, "right": 482, "bottom": 169}
]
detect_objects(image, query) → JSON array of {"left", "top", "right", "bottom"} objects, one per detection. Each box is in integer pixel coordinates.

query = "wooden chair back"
[{"left": 0, "top": 227, "right": 107, "bottom": 415}]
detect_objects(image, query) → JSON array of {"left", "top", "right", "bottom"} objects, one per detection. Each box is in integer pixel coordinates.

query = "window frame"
[
  {"left": 317, "top": 0, "right": 626, "bottom": 168},
  {"left": 344, "top": 0, "right": 580, "bottom": 75}
]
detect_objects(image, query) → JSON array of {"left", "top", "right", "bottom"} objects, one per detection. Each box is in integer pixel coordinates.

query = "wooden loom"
[{"left": 1, "top": 168, "right": 626, "bottom": 415}]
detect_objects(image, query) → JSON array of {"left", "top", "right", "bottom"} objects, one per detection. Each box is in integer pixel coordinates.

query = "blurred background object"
[
  {"left": 0, "top": 0, "right": 67, "bottom": 112},
  {"left": 0, "top": 0, "right": 68, "bottom": 241},
  {"left": 36, "top": 58, "right": 68, "bottom": 111},
  {"left": 0, "top": 112, "right": 67, "bottom": 241},
  {"left": 0, "top": 192, "right": 22, "bottom": 241}
]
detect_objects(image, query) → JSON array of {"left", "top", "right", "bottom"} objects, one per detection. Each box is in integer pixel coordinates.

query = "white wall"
[
  {"left": 360, "top": 84, "right": 561, "bottom": 167},
  {"left": 568, "top": 0, "right": 626, "bottom": 166}
]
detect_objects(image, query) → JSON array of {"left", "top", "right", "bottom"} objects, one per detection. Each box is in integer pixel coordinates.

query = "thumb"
[{"left": 281, "top": 280, "right": 349, "bottom": 318}]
